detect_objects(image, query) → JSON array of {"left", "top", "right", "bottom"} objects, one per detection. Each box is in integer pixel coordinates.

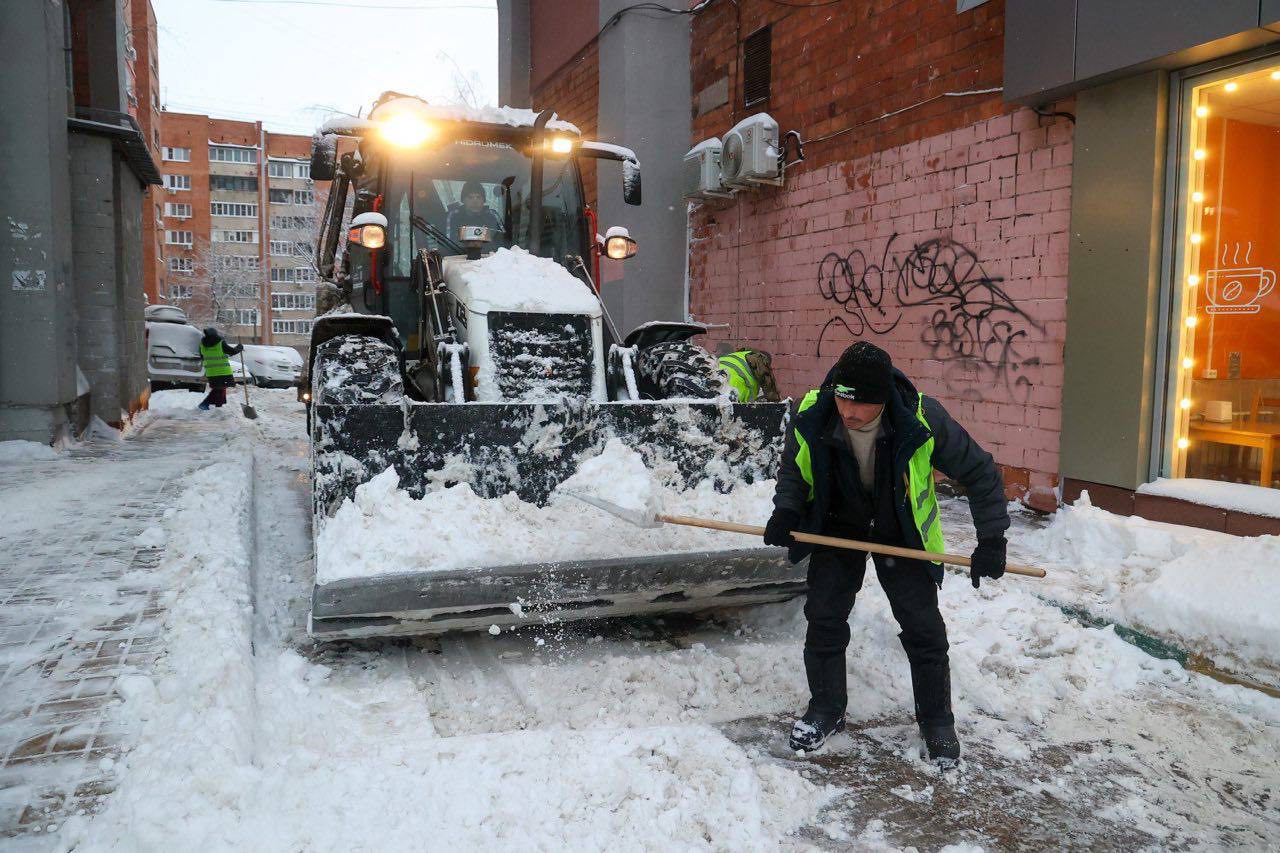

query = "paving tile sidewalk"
[{"left": 0, "top": 413, "right": 236, "bottom": 847}]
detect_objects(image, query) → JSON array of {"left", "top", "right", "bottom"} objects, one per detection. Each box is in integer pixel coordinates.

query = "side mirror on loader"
[{"left": 311, "top": 132, "right": 337, "bottom": 181}]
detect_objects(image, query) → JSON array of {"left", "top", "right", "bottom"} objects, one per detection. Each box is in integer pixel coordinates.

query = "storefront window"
[{"left": 1168, "top": 59, "right": 1280, "bottom": 488}]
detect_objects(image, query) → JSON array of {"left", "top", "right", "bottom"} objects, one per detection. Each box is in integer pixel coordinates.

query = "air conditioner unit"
[
  {"left": 682, "top": 138, "right": 734, "bottom": 200},
  {"left": 720, "top": 112, "right": 782, "bottom": 189}
]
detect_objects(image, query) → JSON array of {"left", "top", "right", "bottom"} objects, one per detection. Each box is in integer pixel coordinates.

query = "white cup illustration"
[{"left": 1204, "top": 266, "right": 1275, "bottom": 314}]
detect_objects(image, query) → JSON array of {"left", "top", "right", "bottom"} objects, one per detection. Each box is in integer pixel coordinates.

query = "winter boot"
[
  {"left": 909, "top": 661, "right": 960, "bottom": 764},
  {"left": 789, "top": 650, "right": 847, "bottom": 752},
  {"left": 919, "top": 724, "right": 961, "bottom": 764},
  {"left": 198, "top": 402, "right": 211, "bottom": 411}
]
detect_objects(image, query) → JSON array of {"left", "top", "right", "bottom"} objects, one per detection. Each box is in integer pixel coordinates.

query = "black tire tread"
[
  {"left": 312, "top": 334, "right": 403, "bottom": 405},
  {"left": 636, "top": 340, "right": 725, "bottom": 400}
]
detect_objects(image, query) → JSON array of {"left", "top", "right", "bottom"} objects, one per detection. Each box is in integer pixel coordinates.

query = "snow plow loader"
[{"left": 304, "top": 94, "right": 802, "bottom": 640}]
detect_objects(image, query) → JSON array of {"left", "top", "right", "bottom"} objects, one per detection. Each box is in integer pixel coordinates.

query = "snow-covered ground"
[{"left": 4, "top": 388, "right": 1279, "bottom": 850}]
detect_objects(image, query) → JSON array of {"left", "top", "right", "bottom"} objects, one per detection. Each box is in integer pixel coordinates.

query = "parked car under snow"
[
  {"left": 233, "top": 345, "right": 304, "bottom": 388},
  {"left": 145, "top": 305, "right": 204, "bottom": 392}
]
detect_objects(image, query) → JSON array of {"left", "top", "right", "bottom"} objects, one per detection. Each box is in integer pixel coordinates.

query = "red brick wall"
[
  {"left": 532, "top": 41, "right": 600, "bottom": 210},
  {"left": 687, "top": 0, "right": 1071, "bottom": 504}
]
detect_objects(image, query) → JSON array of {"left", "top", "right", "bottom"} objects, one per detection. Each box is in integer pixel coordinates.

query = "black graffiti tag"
[{"left": 816, "top": 235, "right": 1044, "bottom": 402}]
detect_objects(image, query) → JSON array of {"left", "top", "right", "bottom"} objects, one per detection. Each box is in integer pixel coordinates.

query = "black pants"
[
  {"left": 803, "top": 546, "right": 953, "bottom": 726},
  {"left": 200, "top": 384, "right": 229, "bottom": 407}
]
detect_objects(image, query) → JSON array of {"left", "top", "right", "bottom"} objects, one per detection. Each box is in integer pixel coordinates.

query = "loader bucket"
[{"left": 308, "top": 399, "right": 805, "bottom": 639}]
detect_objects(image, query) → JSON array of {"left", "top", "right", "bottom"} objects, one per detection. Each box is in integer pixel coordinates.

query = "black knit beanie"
[{"left": 830, "top": 341, "right": 893, "bottom": 403}]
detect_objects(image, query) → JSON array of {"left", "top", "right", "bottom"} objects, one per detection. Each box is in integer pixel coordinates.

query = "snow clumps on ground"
[
  {"left": 0, "top": 439, "right": 61, "bottom": 464},
  {"left": 1023, "top": 492, "right": 1280, "bottom": 679}
]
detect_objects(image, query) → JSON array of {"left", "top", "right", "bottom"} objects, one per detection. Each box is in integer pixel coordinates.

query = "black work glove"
[
  {"left": 970, "top": 536, "right": 1007, "bottom": 588},
  {"left": 763, "top": 508, "right": 801, "bottom": 547}
]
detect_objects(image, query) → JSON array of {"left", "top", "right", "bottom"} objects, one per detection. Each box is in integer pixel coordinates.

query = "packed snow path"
[{"left": 4, "top": 389, "right": 1276, "bottom": 850}]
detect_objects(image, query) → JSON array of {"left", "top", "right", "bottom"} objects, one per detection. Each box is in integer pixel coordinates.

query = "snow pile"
[
  {"left": 316, "top": 439, "right": 773, "bottom": 585},
  {"left": 1138, "top": 476, "right": 1280, "bottom": 518},
  {"left": 446, "top": 246, "right": 601, "bottom": 314},
  {"left": 1024, "top": 494, "right": 1280, "bottom": 674},
  {"left": 0, "top": 439, "right": 60, "bottom": 464}
]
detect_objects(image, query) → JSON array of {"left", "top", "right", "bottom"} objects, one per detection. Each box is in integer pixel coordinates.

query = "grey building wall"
[
  {"left": 596, "top": 0, "right": 692, "bottom": 335},
  {"left": 69, "top": 134, "right": 149, "bottom": 426},
  {"left": 0, "top": 2, "right": 80, "bottom": 443},
  {"left": 497, "top": 0, "right": 531, "bottom": 107},
  {"left": 1005, "top": 0, "right": 1280, "bottom": 103},
  {"left": 1060, "top": 72, "right": 1170, "bottom": 490}
]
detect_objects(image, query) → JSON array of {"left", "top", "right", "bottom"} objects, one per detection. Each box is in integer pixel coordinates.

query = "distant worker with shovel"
[
  {"left": 764, "top": 341, "right": 1010, "bottom": 762},
  {"left": 198, "top": 326, "right": 244, "bottom": 411}
]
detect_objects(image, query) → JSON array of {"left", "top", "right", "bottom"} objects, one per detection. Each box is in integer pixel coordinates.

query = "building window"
[
  {"left": 270, "top": 241, "right": 292, "bottom": 256},
  {"left": 209, "top": 145, "right": 258, "bottom": 164},
  {"left": 271, "top": 215, "right": 314, "bottom": 230},
  {"left": 213, "top": 230, "right": 258, "bottom": 243},
  {"left": 214, "top": 255, "right": 260, "bottom": 271},
  {"left": 293, "top": 189, "right": 314, "bottom": 206},
  {"left": 211, "top": 175, "right": 259, "bottom": 193},
  {"left": 169, "top": 284, "right": 193, "bottom": 299},
  {"left": 269, "top": 188, "right": 293, "bottom": 204},
  {"left": 270, "top": 267, "right": 298, "bottom": 283},
  {"left": 272, "top": 319, "right": 313, "bottom": 335},
  {"left": 163, "top": 174, "right": 191, "bottom": 191},
  {"left": 169, "top": 257, "right": 194, "bottom": 274},
  {"left": 165, "top": 202, "right": 192, "bottom": 218},
  {"left": 296, "top": 162, "right": 310, "bottom": 180},
  {"left": 292, "top": 242, "right": 312, "bottom": 258},
  {"left": 165, "top": 230, "right": 193, "bottom": 247},
  {"left": 211, "top": 201, "right": 258, "bottom": 218},
  {"left": 163, "top": 146, "right": 190, "bottom": 162},
  {"left": 271, "top": 292, "right": 315, "bottom": 311},
  {"left": 296, "top": 267, "right": 316, "bottom": 283},
  {"left": 217, "top": 308, "right": 260, "bottom": 326},
  {"left": 1166, "top": 57, "right": 1280, "bottom": 490},
  {"left": 742, "top": 26, "right": 771, "bottom": 108}
]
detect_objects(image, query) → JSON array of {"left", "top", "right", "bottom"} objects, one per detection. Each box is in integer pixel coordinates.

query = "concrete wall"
[
  {"left": 69, "top": 133, "right": 149, "bottom": 426},
  {"left": 1005, "top": 0, "right": 1280, "bottom": 103},
  {"left": 596, "top": 0, "right": 693, "bottom": 335},
  {"left": 0, "top": 2, "right": 80, "bottom": 443},
  {"left": 1060, "top": 72, "right": 1170, "bottom": 490}
]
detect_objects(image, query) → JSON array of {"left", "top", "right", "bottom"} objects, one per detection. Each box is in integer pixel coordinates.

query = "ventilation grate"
[{"left": 743, "top": 26, "right": 771, "bottom": 108}]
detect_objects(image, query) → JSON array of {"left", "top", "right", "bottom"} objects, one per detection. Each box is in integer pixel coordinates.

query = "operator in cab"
[{"left": 445, "top": 180, "right": 504, "bottom": 250}]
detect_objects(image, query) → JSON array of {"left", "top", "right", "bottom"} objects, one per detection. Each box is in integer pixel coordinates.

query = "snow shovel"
[
  {"left": 566, "top": 492, "right": 1046, "bottom": 579},
  {"left": 236, "top": 341, "right": 258, "bottom": 420}
]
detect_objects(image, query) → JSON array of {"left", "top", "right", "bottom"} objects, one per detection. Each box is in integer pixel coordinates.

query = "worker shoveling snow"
[{"left": 316, "top": 439, "right": 771, "bottom": 585}]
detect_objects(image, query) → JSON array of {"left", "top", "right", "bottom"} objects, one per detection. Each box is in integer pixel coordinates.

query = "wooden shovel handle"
[{"left": 655, "top": 513, "right": 1046, "bottom": 579}]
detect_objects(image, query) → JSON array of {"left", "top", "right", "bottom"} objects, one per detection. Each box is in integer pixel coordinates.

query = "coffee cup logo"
[
  {"left": 1205, "top": 267, "right": 1276, "bottom": 314},
  {"left": 1204, "top": 242, "right": 1275, "bottom": 315}
]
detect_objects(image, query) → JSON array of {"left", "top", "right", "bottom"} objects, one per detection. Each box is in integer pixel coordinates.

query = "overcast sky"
[{"left": 151, "top": 0, "right": 499, "bottom": 135}]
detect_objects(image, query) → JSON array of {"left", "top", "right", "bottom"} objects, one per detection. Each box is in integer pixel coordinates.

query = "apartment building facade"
[{"left": 157, "top": 113, "right": 326, "bottom": 353}]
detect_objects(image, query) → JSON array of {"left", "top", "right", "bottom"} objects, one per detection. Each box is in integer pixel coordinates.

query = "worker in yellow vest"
[
  {"left": 198, "top": 327, "right": 244, "bottom": 410},
  {"left": 717, "top": 348, "right": 780, "bottom": 402},
  {"left": 763, "top": 341, "right": 1009, "bottom": 763}
]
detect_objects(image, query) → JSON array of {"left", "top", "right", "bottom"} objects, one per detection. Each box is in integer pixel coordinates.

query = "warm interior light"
[
  {"left": 1188, "top": 273, "right": 1200, "bottom": 286},
  {"left": 1177, "top": 437, "right": 1191, "bottom": 450},
  {"left": 1182, "top": 357, "right": 1194, "bottom": 369},
  {"left": 1189, "top": 233, "right": 1202, "bottom": 244},
  {"left": 1272, "top": 71, "right": 1280, "bottom": 81},
  {"left": 1193, "top": 148, "right": 1207, "bottom": 160},
  {"left": 1196, "top": 105, "right": 1209, "bottom": 118},
  {"left": 378, "top": 113, "right": 434, "bottom": 147},
  {"left": 1186, "top": 315, "right": 1198, "bottom": 328},
  {"left": 1191, "top": 191, "right": 1204, "bottom": 203},
  {"left": 1180, "top": 398, "right": 1192, "bottom": 410},
  {"left": 1225, "top": 81, "right": 1239, "bottom": 92}
]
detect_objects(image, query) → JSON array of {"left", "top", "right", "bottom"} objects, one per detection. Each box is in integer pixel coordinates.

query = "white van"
[
  {"left": 145, "top": 305, "right": 205, "bottom": 392},
  {"left": 238, "top": 344, "right": 304, "bottom": 387}
]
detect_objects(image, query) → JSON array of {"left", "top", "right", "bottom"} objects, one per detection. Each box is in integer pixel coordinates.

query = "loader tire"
[
  {"left": 311, "top": 334, "right": 403, "bottom": 405},
  {"left": 636, "top": 340, "right": 725, "bottom": 400}
]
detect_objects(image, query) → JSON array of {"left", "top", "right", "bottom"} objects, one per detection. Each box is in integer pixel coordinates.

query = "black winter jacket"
[{"left": 773, "top": 367, "right": 1009, "bottom": 582}]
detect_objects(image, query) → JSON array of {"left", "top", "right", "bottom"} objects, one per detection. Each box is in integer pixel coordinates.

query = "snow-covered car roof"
[{"left": 145, "top": 304, "right": 189, "bottom": 324}]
